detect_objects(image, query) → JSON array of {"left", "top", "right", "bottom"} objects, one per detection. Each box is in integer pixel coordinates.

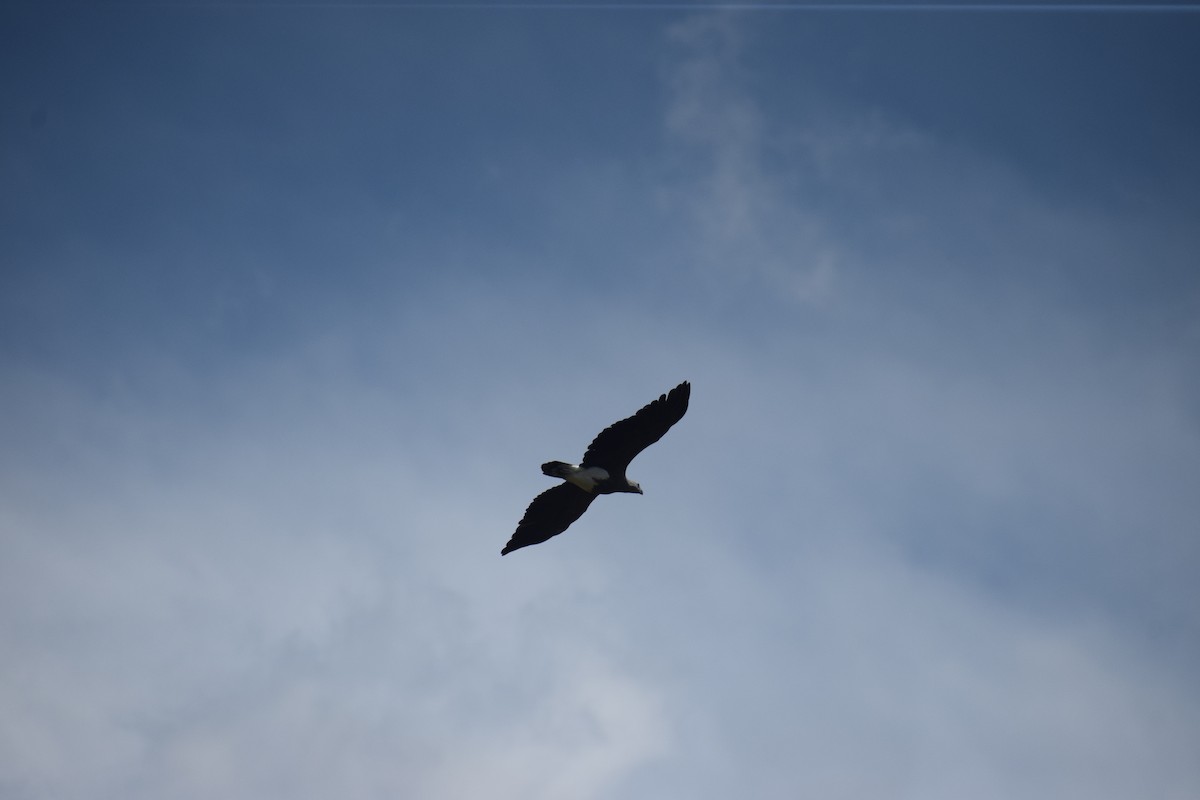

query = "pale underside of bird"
[{"left": 500, "top": 381, "right": 691, "bottom": 556}]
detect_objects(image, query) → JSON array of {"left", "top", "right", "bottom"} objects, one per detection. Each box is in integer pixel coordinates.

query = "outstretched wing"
[
  {"left": 581, "top": 381, "right": 691, "bottom": 474},
  {"left": 501, "top": 483, "right": 597, "bottom": 555}
]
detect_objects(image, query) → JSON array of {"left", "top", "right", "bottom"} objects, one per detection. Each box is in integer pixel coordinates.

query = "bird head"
[{"left": 627, "top": 481, "right": 643, "bottom": 494}]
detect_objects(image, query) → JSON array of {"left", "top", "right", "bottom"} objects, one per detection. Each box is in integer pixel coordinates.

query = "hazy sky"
[{"left": 2, "top": 4, "right": 1199, "bottom": 799}]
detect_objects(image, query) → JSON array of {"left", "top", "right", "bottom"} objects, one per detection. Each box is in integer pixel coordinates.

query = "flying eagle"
[{"left": 501, "top": 381, "right": 691, "bottom": 556}]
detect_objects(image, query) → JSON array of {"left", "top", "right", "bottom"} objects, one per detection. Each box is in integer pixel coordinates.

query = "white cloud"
[
  {"left": 0, "top": 340, "right": 678, "bottom": 799},
  {"left": 3, "top": 264, "right": 1199, "bottom": 797}
]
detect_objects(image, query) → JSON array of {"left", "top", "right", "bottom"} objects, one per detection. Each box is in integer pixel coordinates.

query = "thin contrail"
[{"left": 32, "top": 1, "right": 1200, "bottom": 11}]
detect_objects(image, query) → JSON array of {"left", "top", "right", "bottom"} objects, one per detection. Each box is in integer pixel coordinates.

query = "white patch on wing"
[{"left": 565, "top": 466, "right": 609, "bottom": 492}]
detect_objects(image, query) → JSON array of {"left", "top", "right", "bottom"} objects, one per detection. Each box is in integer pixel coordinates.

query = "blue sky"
[{"left": 2, "top": 4, "right": 1199, "bottom": 798}]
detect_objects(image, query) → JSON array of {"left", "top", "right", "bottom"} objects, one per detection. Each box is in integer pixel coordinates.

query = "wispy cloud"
[{"left": 658, "top": 13, "right": 839, "bottom": 304}]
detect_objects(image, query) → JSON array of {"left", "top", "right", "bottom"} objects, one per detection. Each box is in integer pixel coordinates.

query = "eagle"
[{"left": 501, "top": 381, "right": 691, "bottom": 555}]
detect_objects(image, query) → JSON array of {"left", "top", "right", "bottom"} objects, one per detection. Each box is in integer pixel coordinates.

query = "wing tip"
[{"left": 671, "top": 379, "right": 691, "bottom": 410}]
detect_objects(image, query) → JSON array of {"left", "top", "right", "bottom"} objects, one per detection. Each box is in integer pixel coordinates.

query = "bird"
[{"left": 501, "top": 381, "right": 691, "bottom": 556}]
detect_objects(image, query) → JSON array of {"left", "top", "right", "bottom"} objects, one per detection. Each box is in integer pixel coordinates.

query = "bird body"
[
  {"left": 501, "top": 381, "right": 690, "bottom": 555},
  {"left": 540, "top": 461, "right": 639, "bottom": 494}
]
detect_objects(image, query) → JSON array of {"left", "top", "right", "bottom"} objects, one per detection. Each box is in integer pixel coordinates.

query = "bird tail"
[{"left": 541, "top": 461, "right": 574, "bottom": 479}]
